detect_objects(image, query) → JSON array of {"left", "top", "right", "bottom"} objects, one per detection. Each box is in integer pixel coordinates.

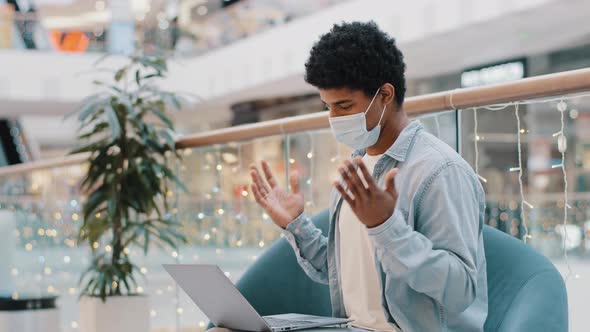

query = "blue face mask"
[{"left": 328, "top": 88, "right": 387, "bottom": 150}]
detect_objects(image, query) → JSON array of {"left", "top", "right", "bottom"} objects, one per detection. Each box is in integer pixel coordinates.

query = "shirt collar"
[{"left": 351, "top": 120, "right": 423, "bottom": 162}]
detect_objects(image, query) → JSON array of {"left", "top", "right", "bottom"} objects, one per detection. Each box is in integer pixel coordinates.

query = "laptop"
[{"left": 163, "top": 264, "right": 352, "bottom": 332}]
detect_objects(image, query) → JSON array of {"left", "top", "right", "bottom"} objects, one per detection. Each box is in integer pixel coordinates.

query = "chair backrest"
[
  {"left": 230, "top": 210, "right": 568, "bottom": 332},
  {"left": 482, "top": 226, "right": 567, "bottom": 331},
  {"left": 233, "top": 210, "right": 332, "bottom": 318}
]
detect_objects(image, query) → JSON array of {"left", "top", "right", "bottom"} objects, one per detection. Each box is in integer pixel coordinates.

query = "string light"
[
  {"left": 555, "top": 100, "right": 578, "bottom": 281},
  {"left": 514, "top": 103, "right": 533, "bottom": 242}
]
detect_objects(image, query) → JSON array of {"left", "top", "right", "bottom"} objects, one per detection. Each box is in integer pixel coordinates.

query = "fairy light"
[
  {"left": 513, "top": 103, "right": 533, "bottom": 242},
  {"left": 556, "top": 100, "right": 578, "bottom": 281}
]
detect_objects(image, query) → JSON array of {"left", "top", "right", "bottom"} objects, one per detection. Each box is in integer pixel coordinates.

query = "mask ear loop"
[
  {"left": 376, "top": 103, "right": 387, "bottom": 126},
  {"left": 365, "top": 88, "right": 381, "bottom": 114},
  {"left": 369, "top": 88, "right": 387, "bottom": 127}
]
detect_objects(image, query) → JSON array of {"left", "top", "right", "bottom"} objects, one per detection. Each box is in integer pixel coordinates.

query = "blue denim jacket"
[{"left": 281, "top": 121, "right": 488, "bottom": 332}]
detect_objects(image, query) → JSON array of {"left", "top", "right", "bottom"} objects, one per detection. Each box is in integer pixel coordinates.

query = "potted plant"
[{"left": 70, "top": 53, "right": 188, "bottom": 332}]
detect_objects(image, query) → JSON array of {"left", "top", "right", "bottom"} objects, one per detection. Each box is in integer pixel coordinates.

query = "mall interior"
[{"left": 1, "top": 0, "right": 590, "bottom": 331}]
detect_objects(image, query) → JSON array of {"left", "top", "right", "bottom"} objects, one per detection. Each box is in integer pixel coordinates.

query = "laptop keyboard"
[{"left": 263, "top": 317, "right": 315, "bottom": 328}]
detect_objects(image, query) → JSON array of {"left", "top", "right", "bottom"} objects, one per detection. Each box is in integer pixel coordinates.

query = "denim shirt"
[{"left": 281, "top": 121, "right": 488, "bottom": 332}]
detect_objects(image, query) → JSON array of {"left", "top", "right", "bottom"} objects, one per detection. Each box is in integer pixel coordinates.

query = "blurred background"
[{"left": 1, "top": 0, "right": 590, "bottom": 331}]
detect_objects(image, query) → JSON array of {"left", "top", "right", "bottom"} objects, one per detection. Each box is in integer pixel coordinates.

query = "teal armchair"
[{"left": 213, "top": 210, "right": 568, "bottom": 331}]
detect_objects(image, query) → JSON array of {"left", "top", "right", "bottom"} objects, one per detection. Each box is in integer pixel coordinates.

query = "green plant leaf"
[
  {"left": 93, "top": 80, "right": 123, "bottom": 94},
  {"left": 115, "top": 67, "right": 127, "bottom": 82},
  {"left": 93, "top": 53, "right": 110, "bottom": 66},
  {"left": 77, "top": 98, "right": 108, "bottom": 123},
  {"left": 135, "top": 69, "right": 141, "bottom": 86},
  {"left": 160, "top": 92, "right": 182, "bottom": 111},
  {"left": 82, "top": 188, "right": 107, "bottom": 218},
  {"left": 153, "top": 164, "right": 188, "bottom": 192},
  {"left": 149, "top": 108, "right": 174, "bottom": 128},
  {"left": 142, "top": 73, "right": 161, "bottom": 80},
  {"left": 117, "top": 95, "right": 136, "bottom": 118},
  {"left": 143, "top": 227, "right": 150, "bottom": 254},
  {"left": 159, "top": 129, "right": 176, "bottom": 151},
  {"left": 106, "top": 104, "right": 121, "bottom": 140},
  {"left": 77, "top": 122, "right": 109, "bottom": 140}
]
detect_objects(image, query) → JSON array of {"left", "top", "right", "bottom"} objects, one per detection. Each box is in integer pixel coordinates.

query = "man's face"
[{"left": 320, "top": 87, "right": 384, "bottom": 132}]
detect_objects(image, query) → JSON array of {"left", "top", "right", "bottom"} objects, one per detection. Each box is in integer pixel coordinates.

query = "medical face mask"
[{"left": 328, "top": 88, "right": 387, "bottom": 150}]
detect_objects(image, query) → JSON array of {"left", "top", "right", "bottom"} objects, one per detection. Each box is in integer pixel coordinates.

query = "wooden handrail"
[
  {"left": 0, "top": 153, "right": 90, "bottom": 176},
  {"left": 175, "top": 67, "right": 590, "bottom": 147},
  {"left": 1, "top": 67, "right": 590, "bottom": 177}
]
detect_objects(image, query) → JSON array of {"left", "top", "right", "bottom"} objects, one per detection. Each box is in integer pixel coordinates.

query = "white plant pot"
[{"left": 80, "top": 295, "right": 150, "bottom": 332}]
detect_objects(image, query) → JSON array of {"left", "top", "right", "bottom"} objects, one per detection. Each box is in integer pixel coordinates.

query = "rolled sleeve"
[
  {"left": 280, "top": 212, "right": 329, "bottom": 284},
  {"left": 367, "top": 208, "right": 409, "bottom": 243}
]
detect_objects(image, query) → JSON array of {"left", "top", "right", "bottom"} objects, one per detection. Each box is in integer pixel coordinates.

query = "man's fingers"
[
  {"left": 355, "top": 156, "right": 378, "bottom": 191},
  {"left": 251, "top": 183, "right": 269, "bottom": 208},
  {"left": 250, "top": 165, "right": 270, "bottom": 195},
  {"left": 261, "top": 160, "right": 278, "bottom": 188},
  {"left": 335, "top": 182, "right": 355, "bottom": 206},
  {"left": 339, "top": 166, "right": 361, "bottom": 200},
  {"left": 384, "top": 168, "right": 399, "bottom": 196},
  {"left": 289, "top": 171, "right": 300, "bottom": 194},
  {"left": 344, "top": 160, "right": 368, "bottom": 200}
]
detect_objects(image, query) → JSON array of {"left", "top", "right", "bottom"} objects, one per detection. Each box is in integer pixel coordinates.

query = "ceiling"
[{"left": 6, "top": 0, "right": 590, "bottom": 152}]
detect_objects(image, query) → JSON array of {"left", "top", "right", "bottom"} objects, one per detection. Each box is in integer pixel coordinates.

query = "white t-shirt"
[{"left": 338, "top": 153, "right": 398, "bottom": 331}]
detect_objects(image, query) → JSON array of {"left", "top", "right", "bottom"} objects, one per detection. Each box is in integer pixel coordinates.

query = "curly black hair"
[{"left": 304, "top": 21, "right": 406, "bottom": 106}]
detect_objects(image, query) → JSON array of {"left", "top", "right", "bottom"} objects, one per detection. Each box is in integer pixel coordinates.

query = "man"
[{"left": 250, "top": 21, "right": 487, "bottom": 332}]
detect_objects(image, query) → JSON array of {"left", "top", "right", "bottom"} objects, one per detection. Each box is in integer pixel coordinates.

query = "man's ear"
[{"left": 380, "top": 83, "right": 396, "bottom": 106}]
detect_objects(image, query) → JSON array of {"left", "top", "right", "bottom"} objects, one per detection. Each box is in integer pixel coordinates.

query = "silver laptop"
[{"left": 163, "top": 264, "right": 351, "bottom": 332}]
